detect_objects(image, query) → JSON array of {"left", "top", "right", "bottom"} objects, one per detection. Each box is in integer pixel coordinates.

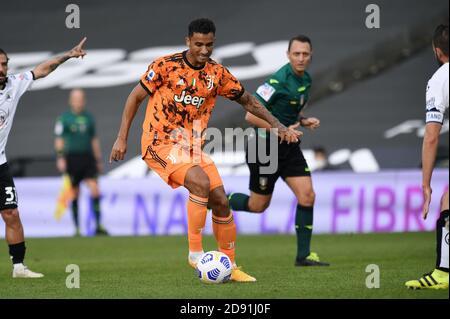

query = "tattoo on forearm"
[
  {"left": 49, "top": 63, "right": 58, "bottom": 72},
  {"left": 49, "top": 55, "right": 70, "bottom": 72},
  {"left": 239, "top": 92, "right": 280, "bottom": 127}
]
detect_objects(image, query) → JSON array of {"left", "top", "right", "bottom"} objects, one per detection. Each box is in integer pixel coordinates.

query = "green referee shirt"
[
  {"left": 54, "top": 111, "right": 96, "bottom": 155},
  {"left": 255, "top": 63, "right": 312, "bottom": 127}
]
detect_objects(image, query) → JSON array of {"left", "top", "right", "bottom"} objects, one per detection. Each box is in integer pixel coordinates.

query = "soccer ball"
[{"left": 196, "top": 251, "right": 232, "bottom": 284}]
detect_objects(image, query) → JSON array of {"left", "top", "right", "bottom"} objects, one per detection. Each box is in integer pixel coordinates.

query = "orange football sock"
[
  {"left": 187, "top": 194, "right": 208, "bottom": 253},
  {"left": 212, "top": 212, "right": 236, "bottom": 264}
]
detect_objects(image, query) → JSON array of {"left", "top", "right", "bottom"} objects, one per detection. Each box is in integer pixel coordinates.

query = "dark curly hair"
[
  {"left": 433, "top": 24, "right": 449, "bottom": 56},
  {"left": 188, "top": 18, "right": 216, "bottom": 37}
]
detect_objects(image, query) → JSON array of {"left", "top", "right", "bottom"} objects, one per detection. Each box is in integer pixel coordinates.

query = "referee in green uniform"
[
  {"left": 229, "top": 35, "right": 329, "bottom": 266},
  {"left": 55, "top": 89, "right": 108, "bottom": 236}
]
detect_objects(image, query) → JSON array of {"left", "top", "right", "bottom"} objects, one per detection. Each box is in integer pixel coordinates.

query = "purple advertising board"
[{"left": 0, "top": 170, "right": 447, "bottom": 238}]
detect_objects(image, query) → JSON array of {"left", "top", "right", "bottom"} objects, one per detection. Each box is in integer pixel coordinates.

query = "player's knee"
[
  {"left": 251, "top": 205, "right": 267, "bottom": 213},
  {"left": 210, "top": 195, "right": 229, "bottom": 214},
  {"left": 185, "top": 167, "right": 211, "bottom": 197},
  {"left": 197, "top": 177, "right": 211, "bottom": 194},
  {"left": 249, "top": 200, "right": 270, "bottom": 213},
  {"left": 71, "top": 186, "right": 80, "bottom": 198},
  {"left": 299, "top": 190, "right": 315, "bottom": 206},
  {"left": 191, "top": 176, "right": 210, "bottom": 197},
  {"left": 90, "top": 184, "right": 100, "bottom": 197},
  {"left": 92, "top": 190, "right": 100, "bottom": 198},
  {"left": 1, "top": 209, "right": 21, "bottom": 226}
]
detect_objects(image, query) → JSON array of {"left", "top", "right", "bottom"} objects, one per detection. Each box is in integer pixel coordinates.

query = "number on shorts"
[{"left": 5, "top": 187, "right": 17, "bottom": 203}]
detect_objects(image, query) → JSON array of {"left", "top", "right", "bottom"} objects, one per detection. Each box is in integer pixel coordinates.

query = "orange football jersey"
[{"left": 140, "top": 51, "right": 244, "bottom": 156}]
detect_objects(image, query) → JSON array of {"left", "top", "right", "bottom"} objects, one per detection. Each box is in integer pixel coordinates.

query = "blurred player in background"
[
  {"left": 406, "top": 24, "right": 449, "bottom": 290},
  {"left": 0, "top": 38, "right": 86, "bottom": 278},
  {"left": 229, "top": 35, "right": 329, "bottom": 267},
  {"left": 312, "top": 146, "right": 332, "bottom": 171},
  {"left": 109, "top": 18, "right": 300, "bottom": 282},
  {"left": 55, "top": 89, "right": 108, "bottom": 236}
]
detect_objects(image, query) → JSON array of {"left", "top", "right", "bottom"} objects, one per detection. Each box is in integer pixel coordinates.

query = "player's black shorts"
[
  {"left": 66, "top": 153, "right": 98, "bottom": 187},
  {"left": 0, "top": 162, "right": 18, "bottom": 211},
  {"left": 245, "top": 133, "right": 311, "bottom": 195}
]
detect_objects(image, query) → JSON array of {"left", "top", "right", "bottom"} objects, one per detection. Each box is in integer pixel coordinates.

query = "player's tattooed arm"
[
  {"left": 237, "top": 91, "right": 301, "bottom": 143},
  {"left": 245, "top": 111, "right": 272, "bottom": 130},
  {"left": 33, "top": 37, "right": 87, "bottom": 79},
  {"left": 237, "top": 91, "right": 281, "bottom": 127}
]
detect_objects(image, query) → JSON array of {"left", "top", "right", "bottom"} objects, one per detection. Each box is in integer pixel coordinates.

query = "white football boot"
[
  {"left": 12, "top": 263, "right": 44, "bottom": 278},
  {"left": 188, "top": 251, "right": 204, "bottom": 269}
]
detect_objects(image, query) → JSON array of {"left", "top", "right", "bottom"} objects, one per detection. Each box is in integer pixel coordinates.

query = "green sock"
[
  {"left": 296, "top": 204, "right": 313, "bottom": 260},
  {"left": 228, "top": 193, "right": 250, "bottom": 211}
]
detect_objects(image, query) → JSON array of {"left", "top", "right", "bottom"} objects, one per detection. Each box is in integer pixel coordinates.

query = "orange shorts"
[{"left": 142, "top": 142, "right": 223, "bottom": 190}]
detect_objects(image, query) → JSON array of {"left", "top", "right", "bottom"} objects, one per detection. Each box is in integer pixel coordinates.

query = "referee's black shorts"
[
  {"left": 245, "top": 134, "right": 311, "bottom": 195},
  {"left": 0, "top": 162, "right": 18, "bottom": 211},
  {"left": 65, "top": 153, "right": 98, "bottom": 187}
]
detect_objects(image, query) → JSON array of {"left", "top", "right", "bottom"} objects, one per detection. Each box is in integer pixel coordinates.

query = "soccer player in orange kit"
[{"left": 110, "top": 18, "right": 300, "bottom": 282}]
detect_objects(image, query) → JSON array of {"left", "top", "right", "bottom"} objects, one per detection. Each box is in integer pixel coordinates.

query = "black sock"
[
  {"left": 228, "top": 193, "right": 250, "bottom": 211},
  {"left": 9, "top": 242, "right": 26, "bottom": 265},
  {"left": 436, "top": 210, "right": 449, "bottom": 272},
  {"left": 296, "top": 204, "right": 314, "bottom": 260},
  {"left": 71, "top": 199, "right": 79, "bottom": 228},
  {"left": 92, "top": 197, "right": 101, "bottom": 229}
]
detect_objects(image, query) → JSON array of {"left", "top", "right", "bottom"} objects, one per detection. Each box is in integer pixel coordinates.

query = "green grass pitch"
[{"left": 0, "top": 232, "right": 447, "bottom": 299}]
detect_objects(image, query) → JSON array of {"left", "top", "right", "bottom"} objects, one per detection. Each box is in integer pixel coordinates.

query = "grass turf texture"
[{"left": 0, "top": 232, "right": 447, "bottom": 299}]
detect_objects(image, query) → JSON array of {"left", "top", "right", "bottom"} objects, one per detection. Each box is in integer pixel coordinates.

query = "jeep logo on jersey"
[{"left": 174, "top": 90, "right": 205, "bottom": 108}]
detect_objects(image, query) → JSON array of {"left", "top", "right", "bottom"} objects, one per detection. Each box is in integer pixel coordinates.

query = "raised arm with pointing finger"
[
  {"left": 33, "top": 37, "right": 87, "bottom": 79},
  {"left": 0, "top": 36, "right": 87, "bottom": 279}
]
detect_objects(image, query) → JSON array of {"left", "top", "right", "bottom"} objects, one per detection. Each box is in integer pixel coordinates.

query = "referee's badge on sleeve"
[
  {"left": 256, "top": 83, "right": 276, "bottom": 102},
  {"left": 54, "top": 121, "right": 63, "bottom": 135}
]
